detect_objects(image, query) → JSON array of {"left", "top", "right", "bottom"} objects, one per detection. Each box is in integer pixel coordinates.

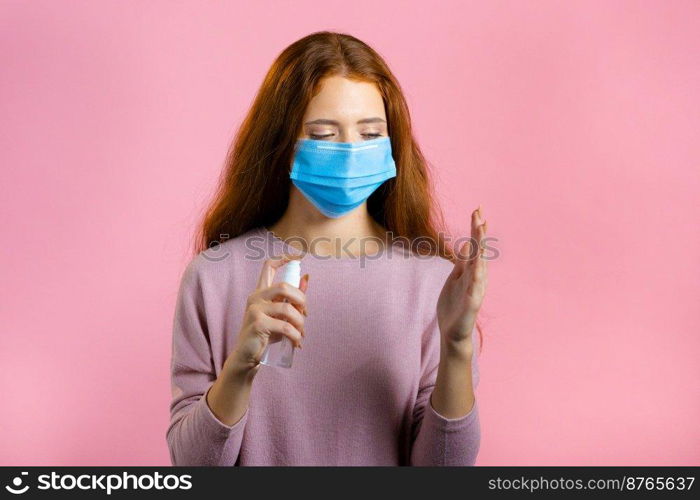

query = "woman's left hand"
[{"left": 437, "top": 206, "right": 488, "bottom": 351}]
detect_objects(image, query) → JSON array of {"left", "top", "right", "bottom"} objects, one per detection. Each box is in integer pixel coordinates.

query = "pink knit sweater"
[{"left": 167, "top": 226, "right": 480, "bottom": 466}]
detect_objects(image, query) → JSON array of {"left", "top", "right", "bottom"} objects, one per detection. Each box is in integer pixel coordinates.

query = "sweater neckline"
[{"left": 252, "top": 225, "right": 406, "bottom": 265}]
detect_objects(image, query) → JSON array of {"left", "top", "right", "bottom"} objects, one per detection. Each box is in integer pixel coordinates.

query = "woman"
[{"left": 167, "top": 31, "right": 488, "bottom": 466}]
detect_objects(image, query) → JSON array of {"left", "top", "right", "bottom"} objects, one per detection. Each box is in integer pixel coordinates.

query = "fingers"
[
  {"left": 259, "top": 301, "right": 305, "bottom": 337},
  {"left": 256, "top": 255, "right": 289, "bottom": 290},
  {"left": 473, "top": 208, "right": 488, "bottom": 283},
  {"left": 473, "top": 245, "right": 487, "bottom": 282},
  {"left": 471, "top": 205, "right": 487, "bottom": 259},
  {"left": 452, "top": 206, "right": 486, "bottom": 278},
  {"left": 459, "top": 239, "right": 472, "bottom": 260},
  {"left": 255, "top": 254, "right": 301, "bottom": 290},
  {"left": 298, "top": 274, "right": 310, "bottom": 316},
  {"left": 248, "top": 305, "right": 303, "bottom": 348},
  {"left": 459, "top": 206, "right": 488, "bottom": 282},
  {"left": 252, "top": 281, "right": 307, "bottom": 313},
  {"left": 263, "top": 316, "right": 304, "bottom": 348},
  {"left": 449, "top": 240, "right": 470, "bottom": 279},
  {"left": 299, "top": 273, "right": 309, "bottom": 294},
  {"left": 471, "top": 206, "right": 482, "bottom": 242}
]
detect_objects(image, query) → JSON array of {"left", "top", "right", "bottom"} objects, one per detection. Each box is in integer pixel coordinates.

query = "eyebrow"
[{"left": 304, "top": 117, "right": 386, "bottom": 126}]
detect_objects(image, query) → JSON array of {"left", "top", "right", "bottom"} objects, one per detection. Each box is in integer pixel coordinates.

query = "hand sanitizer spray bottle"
[{"left": 260, "top": 259, "right": 301, "bottom": 369}]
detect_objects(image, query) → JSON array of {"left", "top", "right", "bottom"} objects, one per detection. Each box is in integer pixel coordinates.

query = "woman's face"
[{"left": 300, "top": 75, "right": 388, "bottom": 143}]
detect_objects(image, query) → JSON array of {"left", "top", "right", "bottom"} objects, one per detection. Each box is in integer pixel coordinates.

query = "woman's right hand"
[{"left": 225, "top": 255, "right": 309, "bottom": 378}]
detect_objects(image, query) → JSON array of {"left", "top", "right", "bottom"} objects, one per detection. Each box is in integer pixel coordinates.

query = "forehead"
[{"left": 304, "top": 75, "right": 385, "bottom": 120}]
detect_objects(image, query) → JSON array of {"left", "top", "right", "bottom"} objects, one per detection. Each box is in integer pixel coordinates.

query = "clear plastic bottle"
[{"left": 259, "top": 259, "right": 301, "bottom": 369}]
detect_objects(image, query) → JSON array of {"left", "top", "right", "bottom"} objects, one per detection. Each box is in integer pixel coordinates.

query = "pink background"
[{"left": 1, "top": 0, "right": 698, "bottom": 465}]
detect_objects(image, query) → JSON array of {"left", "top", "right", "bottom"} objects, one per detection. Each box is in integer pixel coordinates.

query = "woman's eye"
[{"left": 308, "top": 133, "right": 382, "bottom": 140}]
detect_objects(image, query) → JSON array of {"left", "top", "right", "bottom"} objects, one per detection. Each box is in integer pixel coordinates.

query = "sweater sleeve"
[
  {"left": 166, "top": 257, "right": 248, "bottom": 466},
  {"left": 410, "top": 314, "right": 481, "bottom": 466}
]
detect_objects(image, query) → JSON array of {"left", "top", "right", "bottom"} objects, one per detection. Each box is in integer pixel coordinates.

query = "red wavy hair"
[{"left": 194, "top": 31, "right": 483, "bottom": 350}]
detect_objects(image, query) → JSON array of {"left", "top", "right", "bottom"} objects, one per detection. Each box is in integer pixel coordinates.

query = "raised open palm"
[{"left": 437, "top": 206, "right": 488, "bottom": 347}]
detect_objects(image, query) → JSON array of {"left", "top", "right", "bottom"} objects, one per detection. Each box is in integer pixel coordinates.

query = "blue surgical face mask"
[{"left": 289, "top": 136, "right": 397, "bottom": 218}]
